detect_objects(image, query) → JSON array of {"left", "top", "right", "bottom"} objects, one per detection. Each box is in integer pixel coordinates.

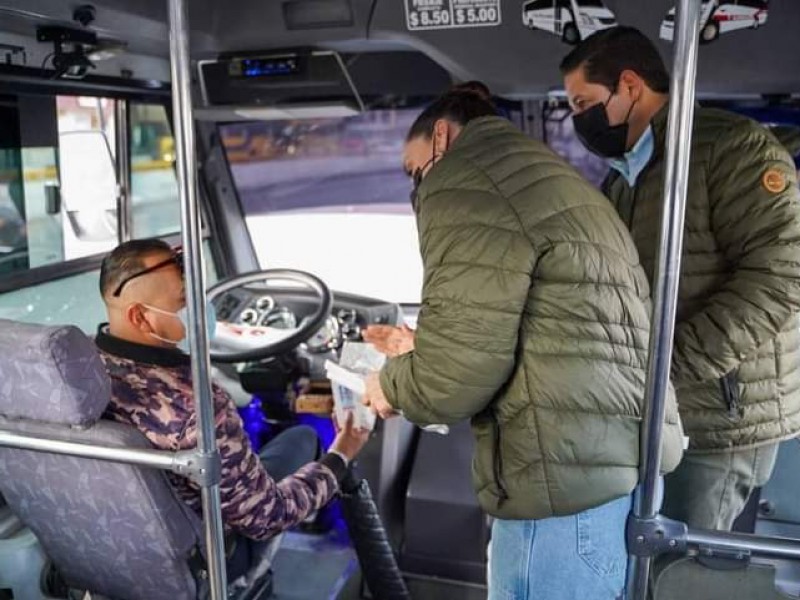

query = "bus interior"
[{"left": 1, "top": 1, "right": 800, "bottom": 599}]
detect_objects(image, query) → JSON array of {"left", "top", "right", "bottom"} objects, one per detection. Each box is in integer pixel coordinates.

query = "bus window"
[
  {"left": 130, "top": 102, "right": 181, "bottom": 238},
  {"left": 203, "top": 239, "right": 219, "bottom": 286},
  {"left": 220, "top": 109, "right": 424, "bottom": 304},
  {"left": 545, "top": 105, "right": 607, "bottom": 187},
  {"left": 0, "top": 94, "right": 62, "bottom": 275},
  {"left": 0, "top": 94, "right": 209, "bottom": 334},
  {"left": 0, "top": 269, "right": 105, "bottom": 332}
]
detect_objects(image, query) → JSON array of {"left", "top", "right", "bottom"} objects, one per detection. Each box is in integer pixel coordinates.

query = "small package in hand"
[
  {"left": 326, "top": 342, "right": 450, "bottom": 435},
  {"left": 324, "top": 342, "right": 385, "bottom": 432}
]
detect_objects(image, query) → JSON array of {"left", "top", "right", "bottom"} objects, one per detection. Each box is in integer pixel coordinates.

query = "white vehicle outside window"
[
  {"left": 56, "top": 96, "right": 120, "bottom": 260},
  {"left": 522, "top": 0, "right": 617, "bottom": 45},
  {"left": 661, "top": 0, "right": 768, "bottom": 43},
  {"left": 58, "top": 130, "right": 119, "bottom": 258}
]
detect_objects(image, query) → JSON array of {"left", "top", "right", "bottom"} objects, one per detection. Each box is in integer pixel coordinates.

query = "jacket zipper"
[
  {"left": 720, "top": 370, "right": 742, "bottom": 421},
  {"left": 490, "top": 410, "right": 510, "bottom": 508},
  {"left": 623, "top": 180, "right": 640, "bottom": 231}
]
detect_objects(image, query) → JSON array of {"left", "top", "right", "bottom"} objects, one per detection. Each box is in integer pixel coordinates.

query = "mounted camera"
[
  {"left": 37, "top": 25, "right": 97, "bottom": 79},
  {"left": 51, "top": 46, "right": 96, "bottom": 79}
]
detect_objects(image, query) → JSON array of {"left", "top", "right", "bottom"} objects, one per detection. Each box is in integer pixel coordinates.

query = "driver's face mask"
[{"left": 143, "top": 300, "right": 217, "bottom": 353}]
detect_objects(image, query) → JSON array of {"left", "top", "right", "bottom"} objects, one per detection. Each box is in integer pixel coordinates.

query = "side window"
[
  {"left": 0, "top": 94, "right": 218, "bottom": 335},
  {"left": 130, "top": 103, "right": 181, "bottom": 238},
  {"left": 0, "top": 94, "right": 118, "bottom": 331},
  {"left": 737, "top": 0, "right": 767, "bottom": 8},
  {"left": 0, "top": 94, "right": 120, "bottom": 276},
  {"left": 0, "top": 269, "right": 105, "bottom": 333},
  {"left": 0, "top": 94, "right": 61, "bottom": 274},
  {"left": 203, "top": 239, "right": 219, "bottom": 286},
  {"left": 526, "top": 0, "right": 553, "bottom": 11}
]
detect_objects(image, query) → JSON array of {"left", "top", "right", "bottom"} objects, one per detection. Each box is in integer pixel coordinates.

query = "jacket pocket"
[
  {"left": 577, "top": 495, "right": 631, "bottom": 582},
  {"left": 720, "top": 370, "right": 742, "bottom": 421},
  {"left": 490, "top": 410, "right": 510, "bottom": 508}
]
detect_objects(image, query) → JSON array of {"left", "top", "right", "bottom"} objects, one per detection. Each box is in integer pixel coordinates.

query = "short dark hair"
[
  {"left": 407, "top": 81, "right": 497, "bottom": 141},
  {"left": 99, "top": 238, "right": 172, "bottom": 299},
  {"left": 559, "top": 26, "right": 670, "bottom": 94}
]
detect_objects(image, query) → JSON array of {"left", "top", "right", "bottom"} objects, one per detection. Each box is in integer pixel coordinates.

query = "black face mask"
[{"left": 573, "top": 93, "right": 635, "bottom": 159}]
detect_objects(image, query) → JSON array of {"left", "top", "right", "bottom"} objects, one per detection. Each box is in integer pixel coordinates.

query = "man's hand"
[
  {"left": 362, "top": 324, "right": 415, "bottom": 358},
  {"left": 361, "top": 371, "right": 398, "bottom": 419},
  {"left": 330, "top": 412, "right": 371, "bottom": 462}
]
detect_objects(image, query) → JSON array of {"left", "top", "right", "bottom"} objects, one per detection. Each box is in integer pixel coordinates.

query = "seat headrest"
[{"left": 0, "top": 319, "right": 111, "bottom": 426}]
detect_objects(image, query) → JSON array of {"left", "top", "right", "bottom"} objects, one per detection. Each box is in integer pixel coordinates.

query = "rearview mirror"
[{"left": 58, "top": 130, "right": 119, "bottom": 242}]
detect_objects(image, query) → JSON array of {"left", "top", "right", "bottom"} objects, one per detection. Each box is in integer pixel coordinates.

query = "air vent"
[{"left": 282, "top": 0, "right": 354, "bottom": 30}]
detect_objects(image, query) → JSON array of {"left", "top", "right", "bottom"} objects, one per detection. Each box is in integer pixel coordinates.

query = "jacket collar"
[
  {"left": 448, "top": 115, "right": 506, "bottom": 151},
  {"left": 608, "top": 125, "right": 656, "bottom": 186},
  {"left": 650, "top": 101, "right": 671, "bottom": 161},
  {"left": 649, "top": 100, "right": 704, "bottom": 159},
  {"left": 415, "top": 116, "right": 510, "bottom": 208},
  {"left": 607, "top": 102, "right": 671, "bottom": 191},
  {"left": 95, "top": 324, "right": 190, "bottom": 368}
]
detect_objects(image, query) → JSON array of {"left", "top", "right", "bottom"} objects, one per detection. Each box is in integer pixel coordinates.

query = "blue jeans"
[
  {"left": 226, "top": 425, "right": 320, "bottom": 581},
  {"left": 488, "top": 494, "right": 632, "bottom": 600}
]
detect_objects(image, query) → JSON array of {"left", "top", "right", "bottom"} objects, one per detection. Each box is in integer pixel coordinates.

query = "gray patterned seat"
[{"left": 0, "top": 319, "right": 233, "bottom": 600}]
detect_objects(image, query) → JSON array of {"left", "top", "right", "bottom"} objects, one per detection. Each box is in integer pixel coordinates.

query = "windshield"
[{"left": 222, "top": 109, "right": 423, "bottom": 304}]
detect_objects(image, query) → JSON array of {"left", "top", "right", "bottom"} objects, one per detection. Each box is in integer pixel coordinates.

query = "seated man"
[{"left": 94, "top": 238, "right": 369, "bottom": 578}]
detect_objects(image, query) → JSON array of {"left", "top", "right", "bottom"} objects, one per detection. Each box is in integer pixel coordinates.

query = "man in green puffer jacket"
[
  {"left": 360, "top": 84, "right": 684, "bottom": 600},
  {"left": 561, "top": 26, "right": 800, "bottom": 531}
]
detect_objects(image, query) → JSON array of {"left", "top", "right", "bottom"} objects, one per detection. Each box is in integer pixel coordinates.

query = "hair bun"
[{"left": 450, "top": 80, "right": 493, "bottom": 102}]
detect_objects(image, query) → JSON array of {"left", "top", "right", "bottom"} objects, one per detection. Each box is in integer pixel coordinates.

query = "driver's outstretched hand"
[{"left": 330, "top": 412, "right": 370, "bottom": 462}]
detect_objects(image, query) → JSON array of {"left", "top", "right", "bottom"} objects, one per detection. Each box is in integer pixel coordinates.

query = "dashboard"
[{"left": 212, "top": 285, "right": 402, "bottom": 355}]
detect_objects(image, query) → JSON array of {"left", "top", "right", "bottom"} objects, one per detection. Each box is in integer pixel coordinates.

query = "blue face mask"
[
  {"left": 608, "top": 125, "right": 655, "bottom": 187},
  {"left": 144, "top": 301, "right": 217, "bottom": 353}
]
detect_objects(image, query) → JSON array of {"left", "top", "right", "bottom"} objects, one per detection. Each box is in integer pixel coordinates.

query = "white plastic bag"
[
  {"left": 325, "top": 342, "right": 449, "bottom": 435},
  {"left": 325, "top": 342, "right": 385, "bottom": 432}
]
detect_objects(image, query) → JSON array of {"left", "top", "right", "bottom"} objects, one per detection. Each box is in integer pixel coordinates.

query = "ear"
[
  {"left": 127, "top": 304, "right": 152, "bottom": 333},
  {"left": 432, "top": 119, "right": 450, "bottom": 154},
  {"left": 619, "top": 69, "right": 644, "bottom": 102}
]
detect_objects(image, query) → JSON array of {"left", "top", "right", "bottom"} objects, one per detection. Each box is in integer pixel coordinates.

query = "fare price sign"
[{"left": 405, "top": 0, "right": 502, "bottom": 31}]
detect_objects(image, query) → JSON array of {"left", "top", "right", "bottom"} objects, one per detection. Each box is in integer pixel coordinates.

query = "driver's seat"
[{"left": 0, "top": 319, "right": 268, "bottom": 600}]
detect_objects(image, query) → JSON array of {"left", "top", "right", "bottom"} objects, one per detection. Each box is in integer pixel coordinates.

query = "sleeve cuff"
[
  {"left": 379, "top": 359, "right": 401, "bottom": 409},
  {"left": 318, "top": 452, "right": 348, "bottom": 483}
]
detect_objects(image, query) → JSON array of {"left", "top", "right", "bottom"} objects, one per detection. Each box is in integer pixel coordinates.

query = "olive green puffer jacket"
[
  {"left": 380, "top": 117, "right": 684, "bottom": 520},
  {"left": 605, "top": 105, "right": 800, "bottom": 452}
]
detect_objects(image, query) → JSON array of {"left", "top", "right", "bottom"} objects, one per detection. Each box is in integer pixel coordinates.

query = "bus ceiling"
[{"left": 0, "top": 1, "right": 799, "bottom": 101}]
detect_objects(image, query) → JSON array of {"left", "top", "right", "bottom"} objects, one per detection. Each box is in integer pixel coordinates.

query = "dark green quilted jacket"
[
  {"left": 380, "top": 117, "right": 684, "bottom": 520},
  {"left": 605, "top": 105, "right": 800, "bottom": 452}
]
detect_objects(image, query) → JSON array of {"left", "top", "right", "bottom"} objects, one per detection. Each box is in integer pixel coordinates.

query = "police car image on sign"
[
  {"left": 660, "top": 0, "right": 768, "bottom": 44},
  {"left": 521, "top": 0, "right": 617, "bottom": 45},
  {"left": 405, "top": 0, "right": 501, "bottom": 31}
]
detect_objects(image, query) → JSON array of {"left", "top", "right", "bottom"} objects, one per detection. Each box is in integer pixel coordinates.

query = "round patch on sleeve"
[{"left": 762, "top": 169, "right": 787, "bottom": 194}]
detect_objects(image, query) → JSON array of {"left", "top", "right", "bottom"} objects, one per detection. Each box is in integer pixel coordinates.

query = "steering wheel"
[{"left": 207, "top": 269, "right": 332, "bottom": 364}]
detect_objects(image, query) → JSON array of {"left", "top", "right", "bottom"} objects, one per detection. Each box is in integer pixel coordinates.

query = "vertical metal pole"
[
  {"left": 115, "top": 99, "right": 132, "bottom": 243},
  {"left": 166, "top": 1, "right": 228, "bottom": 598},
  {"left": 627, "top": 1, "right": 703, "bottom": 598}
]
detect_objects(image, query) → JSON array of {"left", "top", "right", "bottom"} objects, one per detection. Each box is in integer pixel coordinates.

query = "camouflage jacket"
[{"left": 95, "top": 326, "right": 345, "bottom": 541}]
